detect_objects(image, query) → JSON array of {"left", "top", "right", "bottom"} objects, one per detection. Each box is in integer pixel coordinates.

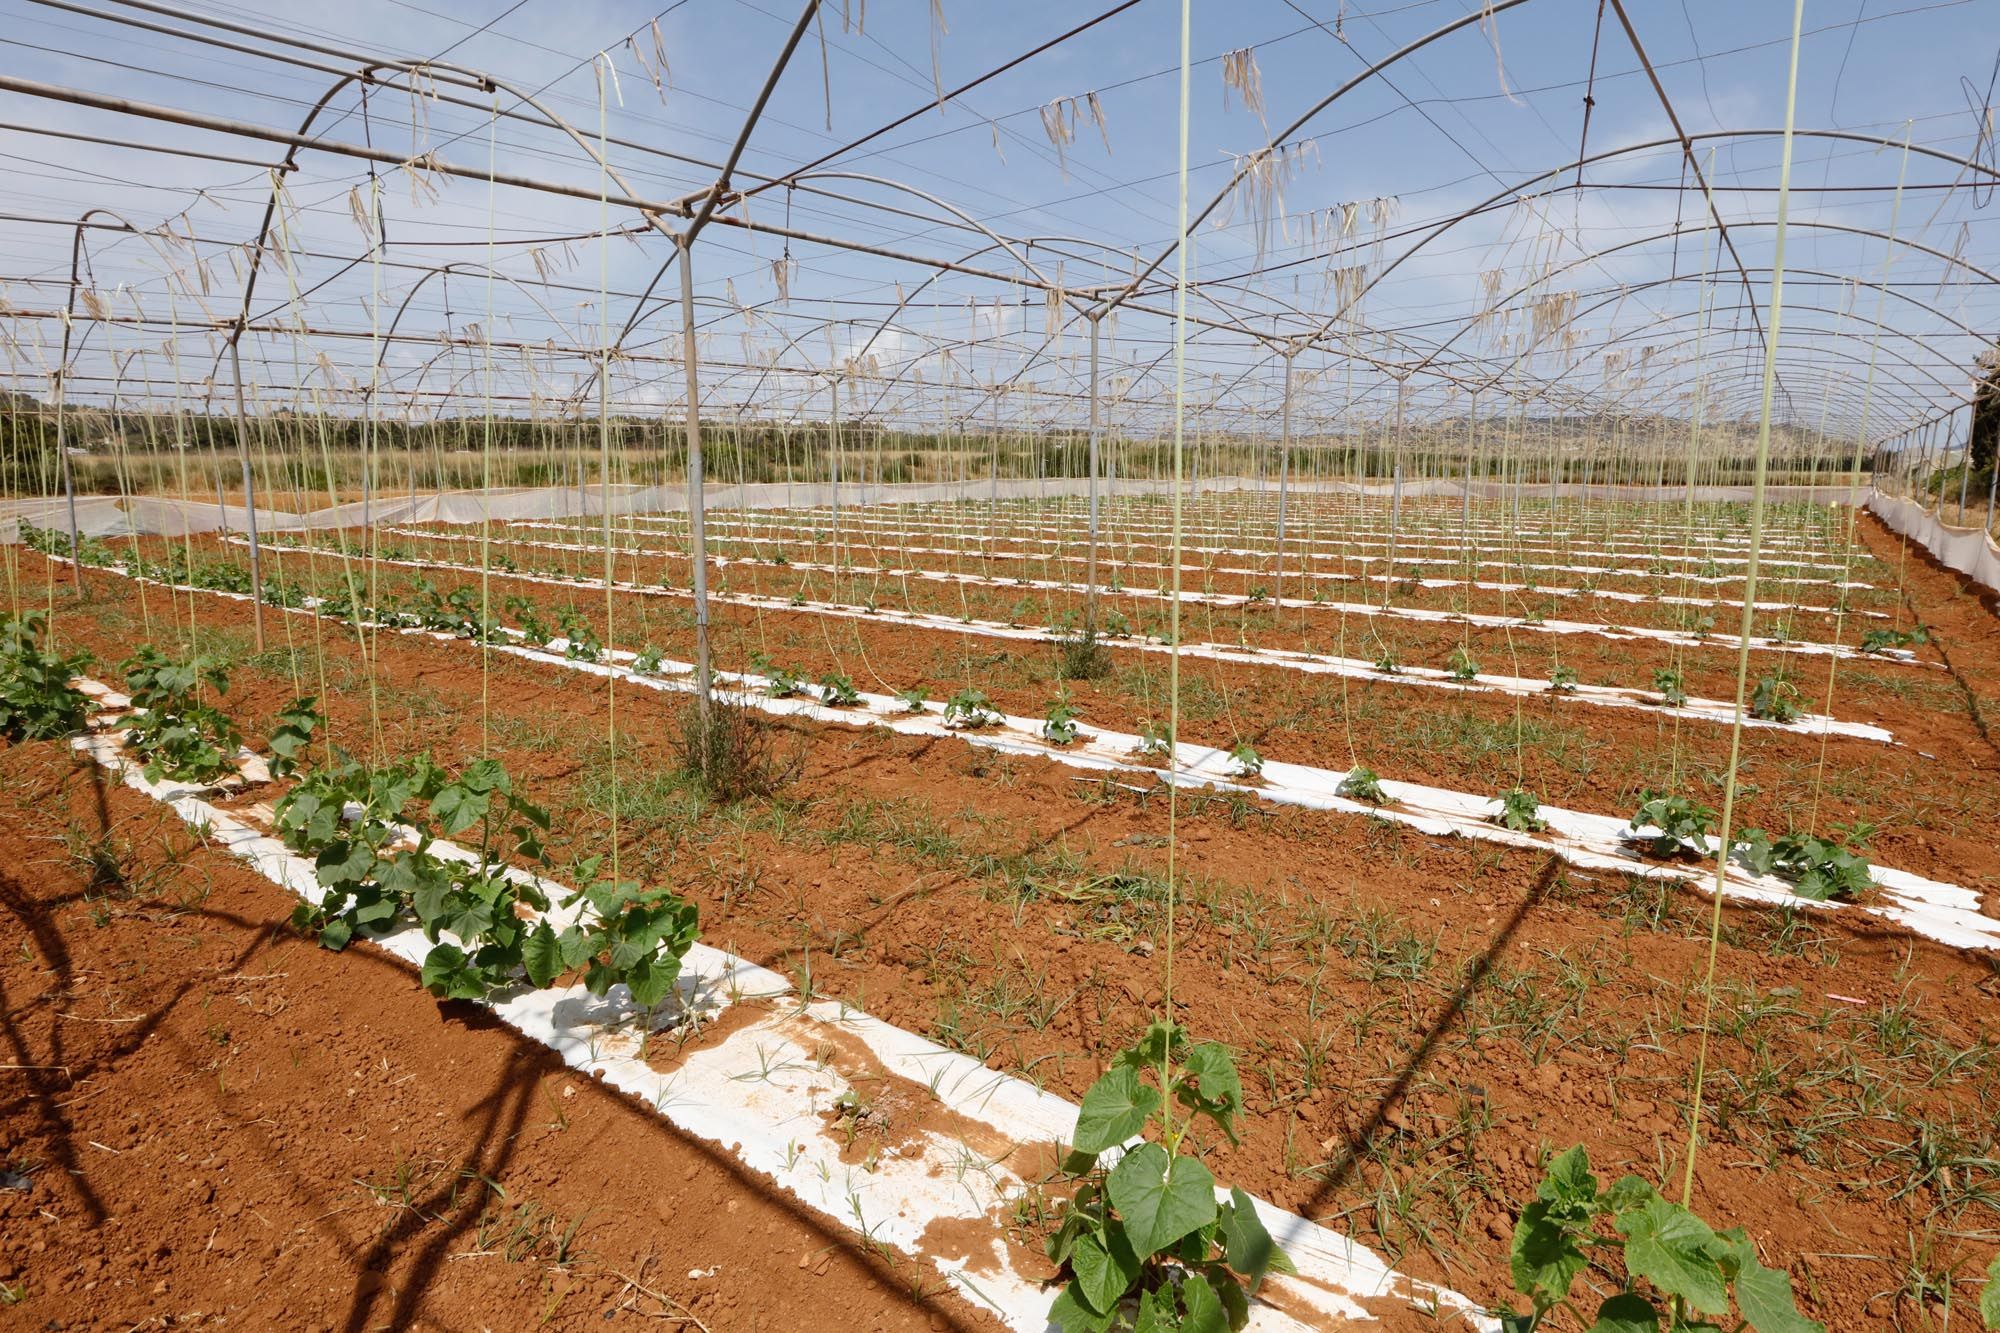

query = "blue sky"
[{"left": 1, "top": 0, "right": 1995, "bottom": 454}]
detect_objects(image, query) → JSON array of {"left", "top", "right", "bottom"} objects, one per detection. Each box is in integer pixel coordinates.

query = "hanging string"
[{"left": 1680, "top": 0, "right": 1806, "bottom": 1210}]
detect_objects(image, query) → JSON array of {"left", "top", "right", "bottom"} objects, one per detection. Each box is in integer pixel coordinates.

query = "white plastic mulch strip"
[
  {"left": 478, "top": 522, "right": 1882, "bottom": 618},
  {"left": 339, "top": 538, "right": 1901, "bottom": 744},
  {"left": 256, "top": 532, "right": 1921, "bottom": 668},
  {"left": 231, "top": 538, "right": 1901, "bottom": 742},
  {"left": 66, "top": 690, "right": 1494, "bottom": 1333},
  {"left": 64, "top": 557, "right": 1991, "bottom": 954},
  {"left": 569, "top": 514, "right": 1870, "bottom": 584},
  {"left": 604, "top": 507, "right": 1862, "bottom": 572}
]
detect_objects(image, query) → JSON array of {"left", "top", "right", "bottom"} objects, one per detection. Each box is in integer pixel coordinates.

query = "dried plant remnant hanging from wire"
[
  {"left": 1220, "top": 47, "right": 1265, "bottom": 122},
  {"left": 1037, "top": 92, "right": 1110, "bottom": 177},
  {"left": 1216, "top": 141, "right": 1319, "bottom": 262}
]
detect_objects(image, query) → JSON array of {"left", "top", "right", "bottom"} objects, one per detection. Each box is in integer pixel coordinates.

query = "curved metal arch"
[{"left": 1412, "top": 230, "right": 1999, "bottom": 382}]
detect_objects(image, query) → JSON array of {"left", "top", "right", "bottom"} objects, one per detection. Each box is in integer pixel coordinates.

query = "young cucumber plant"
[
  {"left": 895, "top": 686, "right": 928, "bottom": 713},
  {"left": 1447, "top": 646, "right": 1481, "bottom": 681},
  {"left": 1048, "top": 1021, "right": 1293, "bottom": 1331},
  {"left": 1494, "top": 787, "right": 1547, "bottom": 833},
  {"left": 266, "top": 697, "right": 322, "bottom": 778},
  {"left": 1505, "top": 1145, "right": 1821, "bottom": 1332},
  {"left": 1137, "top": 717, "right": 1174, "bottom": 758},
  {"left": 943, "top": 687, "right": 998, "bottom": 729},
  {"left": 120, "top": 647, "right": 244, "bottom": 784},
  {"left": 523, "top": 855, "right": 700, "bottom": 1010},
  {"left": 276, "top": 753, "right": 700, "bottom": 1007},
  {"left": 1547, "top": 665, "right": 1579, "bottom": 695},
  {"left": 1043, "top": 695, "right": 1083, "bottom": 746},
  {"left": 1748, "top": 674, "right": 1802, "bottom": 724},
  {"left": 817, "top": 673, "right": 861, "bottom": 707},
  {"left": 1858, "top": 626, "right": 1924, "bottom": 655},
  {"left": 1337, "top": 766, "right": 1387, "bottom": 804},
  {"left": 0, "top": 612, "right": 93, "bottom": 741},
  {"left": 1227, "top": 741, "right": 1263, "bottom": 779},
  {"left": 1731, "top": 826, "right": 1874, "bottom": 902},
  {"left": 1652, "top": 668, "right": 1688, "bottom": 708},
  {"left": 1626, "top": 791, "right": 1718, "bottom": 860}
]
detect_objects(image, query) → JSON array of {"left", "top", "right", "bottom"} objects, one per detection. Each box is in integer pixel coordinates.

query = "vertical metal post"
[
  {"left": 676, "top": 235, "right": 712, "bottom": 725},
  {"left": 52, "top": 368, "right": 84, "bottom": 595},
  {"left": 1274, "top": 348, "right": 1294, "bottom": 598},
  {"left": 1085, "top": 312, "right": 1102, "bottom": 637},
  {"left": 1956, "top": 406, "right": 1972, "bottom": 525},
  {"left": 1385, "top": 376, "right": 1406, "bottom": 597},
  {"left": 828, "top": 374, "right": 841, "bottom": 583},
  {"left": 227, "top": 340, "right": 265, "bottom": 651},
  {"left": 1461, "top": 391, "right": 1476, "bottom": 579}
]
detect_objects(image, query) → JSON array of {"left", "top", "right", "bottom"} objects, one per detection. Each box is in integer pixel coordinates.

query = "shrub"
[
  {"left": 1046, "top": 1021, "right": 1291, "bottom": 1330},
  {"left": 0, "top": 612, "right": 92, "bottom": 741},
  {"left": 1056, "top": 629, "right": 1113, "bottom": 681},
  {"left": 677, "top": 698, "right": 802, "bottom": 803}
]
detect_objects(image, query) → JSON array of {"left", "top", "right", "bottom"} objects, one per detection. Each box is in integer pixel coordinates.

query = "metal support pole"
[
  {"left": 1956, "top": 406, "right": 1972, "bottom": 525},
  {"left": 1085, "top": 312, "right": 1102, "bottom": 637},
  {"left": 828, "top": 374, "right": 841, "bottom": 579},
  {"left": 1274, "top": 349, "right": 1294, "bottom": 598},
  {"left": 227, "top": 340, "right": 265, "bottom": 651},
  {"left": 676, "top": 235, "right": 712, "bottom": 728},
  {"left": 52, "top": 370, "right": 84, "bottom": 595},
  {"left": 1385, "top": 377, "right": 1406, "bottom": 597}
]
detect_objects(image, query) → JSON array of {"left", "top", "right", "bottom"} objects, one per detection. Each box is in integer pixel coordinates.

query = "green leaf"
[
  {"left": 1734, "top": 1255, "right": 1824, "bottom": 1333},
  {"left": 1539, "top": 1146, "right": 1599, "bottom": 1210},
  {"left": 1048, "top": 1279, "right": 1117, "bottom": 1333},
  {"left": 1179, "top": 1273, "right": 1231, "bottom": 1333},
  {"left": 523, "top": 922, "right": 562, "bottom": 987},
  {"left": 430, "top": 782, "right": 488, "bottom": 836},
  {"left": 1107, "top": 1143, "right": 1216, "bottom": 1257},
  {"left": 1133, "top": 1286, "right": 1177, "bottom": 1333},
  {"left": 419, "top": 942, "right": 471, "bottom": 997},
  {"left": 1979, "top": 1252, "right": 2000, "bottom": 1330},
  {"left": 1074, "top": 1065, "right": 1162, "bottom": 1154},
  {"left": 1114, "top": 1021, "right": 1186, "bottom": 1075},
  {"left": 623, "top": 953, "right": 681, "bottom": 1010},
  {"left": 1221, "top": 1188, "right": 1295, "bottom": 1291},
  {"left": 1175, "top": 1043, "right": 1244, "bottom": 1144},
  {"left": 1587, "top": 1293, "right": 1660, "bottom": 1333},
  {"left": 317, "top": 916, "right": 353, "bottom": 951},
  {"left": 1209, "top": 1267, "right": 1250, "bottom": 1331},
  {"left": 1070, "top": 1226, "right": 1140, "bottom": 1315},
  {"left": 1616, "top": 1196, "right": 1727, "bottom": 1316},
  {"left": 1602, "top": 1174, "right": 1658, "bottom": 1215},
  {"left": 1511, "top": 1199, "right": 1587, "bottom": 1308}
]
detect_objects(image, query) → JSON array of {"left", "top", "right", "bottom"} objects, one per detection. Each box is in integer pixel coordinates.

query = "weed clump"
[
  {"left": 1055, "top": 629, "right": 1113, "bottom": 681},
  {"left": 676, "top": 697, "right": 802, "bottom": 803}
]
